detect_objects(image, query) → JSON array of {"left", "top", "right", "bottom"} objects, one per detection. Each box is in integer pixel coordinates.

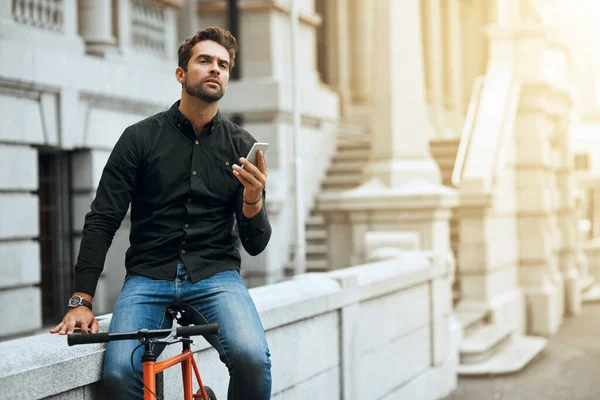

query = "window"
[
  {"left": 38, "top": 150, "right": 74, "bottom": 326},
  {"left": 574, "top": 153, "right": 590, "bottom": 171}
]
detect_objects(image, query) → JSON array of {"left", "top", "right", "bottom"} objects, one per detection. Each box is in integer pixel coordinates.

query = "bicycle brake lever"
[{"left": 153, "top": 325, "right": 178, "bottom": 344}]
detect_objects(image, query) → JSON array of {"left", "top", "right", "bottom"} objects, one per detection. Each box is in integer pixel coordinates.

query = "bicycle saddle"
[{"left": 166, "top": 305, "right": 194, "bottom": 327}]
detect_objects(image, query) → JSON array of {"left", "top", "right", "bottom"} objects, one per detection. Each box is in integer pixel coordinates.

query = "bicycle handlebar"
[{"left": 67, "top": 324, "right": 220, "bottom": 346}]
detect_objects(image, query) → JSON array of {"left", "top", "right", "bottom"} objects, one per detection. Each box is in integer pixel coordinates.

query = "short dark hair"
[{"left": 178, "top": 27, "right": 237, "bottom": 71}]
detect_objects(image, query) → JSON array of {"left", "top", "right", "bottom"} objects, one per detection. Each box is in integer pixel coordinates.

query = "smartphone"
[{"left": 242, "top": 142, "right": 269, "bottom": 168}]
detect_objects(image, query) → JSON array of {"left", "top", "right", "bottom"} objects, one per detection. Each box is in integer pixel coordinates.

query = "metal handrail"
[{"left": 451, "top": 75, "right": 485, "bottom": 187}]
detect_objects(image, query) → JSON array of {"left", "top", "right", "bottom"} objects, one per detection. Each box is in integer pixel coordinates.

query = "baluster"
[{"left": 13, "top": 0, "right": 23, "bottom": 22}]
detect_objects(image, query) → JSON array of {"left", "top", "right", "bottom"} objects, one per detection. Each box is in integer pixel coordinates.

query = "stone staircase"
[
  {"left": 580, "top": 275, "right": 599, "bottom": 303},
  {"left": 429, "top": 137, "right": 461, "bottom": 301},
  {"left": 288, "top": 136, "right": 371, "bottom": 274},
  {"left": 432, "top": 137, "right": 549, "bottom": 376},
  {"left": 456, "top": 310, "right": 547, "bottom": 376}
]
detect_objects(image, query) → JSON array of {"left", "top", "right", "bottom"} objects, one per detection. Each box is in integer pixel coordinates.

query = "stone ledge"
[{"left": 0, "top": 251, "right": 452, "bottom": 399}]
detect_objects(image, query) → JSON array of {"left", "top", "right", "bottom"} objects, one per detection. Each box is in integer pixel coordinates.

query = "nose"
[{"left": 210, "top": 61, "right": 220, "bottom": 75}]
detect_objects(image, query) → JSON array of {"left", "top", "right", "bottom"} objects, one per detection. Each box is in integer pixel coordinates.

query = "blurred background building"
[{"left": 4, "top": 0, "right": 600, "bottom": 396}]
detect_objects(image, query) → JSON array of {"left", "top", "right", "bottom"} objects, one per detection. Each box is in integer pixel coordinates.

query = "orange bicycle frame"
[{"left": 142, "top": 349, "right": 210, "bottom": 400}]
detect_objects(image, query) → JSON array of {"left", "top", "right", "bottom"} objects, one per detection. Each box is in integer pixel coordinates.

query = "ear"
[{"left": 175, "top": 66, "right": 185, "bottom": 85}]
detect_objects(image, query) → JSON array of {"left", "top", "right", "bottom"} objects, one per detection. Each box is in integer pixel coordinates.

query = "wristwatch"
[{"left": 68, "top": 295, "right": 93, "bottom": 311}]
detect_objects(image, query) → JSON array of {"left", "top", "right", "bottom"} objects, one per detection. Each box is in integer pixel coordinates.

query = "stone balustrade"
[{"left": 0, "top": 251, "right": 459, "bottom": 400}]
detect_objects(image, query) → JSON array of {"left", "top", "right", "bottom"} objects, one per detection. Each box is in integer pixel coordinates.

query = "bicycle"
[{"left": 67, "top": 305, "right": 220, "bottom": 400}]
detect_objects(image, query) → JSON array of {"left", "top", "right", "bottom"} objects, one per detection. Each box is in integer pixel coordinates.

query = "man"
[{"left": 50, "top": 27, "right": 272, "bottom": 399}]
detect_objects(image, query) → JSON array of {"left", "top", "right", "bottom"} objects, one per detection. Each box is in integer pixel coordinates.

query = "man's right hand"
[{"left": 50, "top": 307, "right": 98, "bottom": 335}]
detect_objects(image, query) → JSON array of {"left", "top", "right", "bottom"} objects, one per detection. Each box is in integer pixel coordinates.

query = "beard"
[{"left": 184, "top": 77, "right": 225, "bottom": 103}]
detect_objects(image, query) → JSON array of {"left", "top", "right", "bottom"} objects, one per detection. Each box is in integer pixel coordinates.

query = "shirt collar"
[{"left": 167, "top": 100, "right": 223, "bottom": 137}]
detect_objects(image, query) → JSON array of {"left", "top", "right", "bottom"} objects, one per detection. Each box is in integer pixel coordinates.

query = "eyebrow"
[{"left": 197, "top": 53, "right": 230, "bottom": 65}]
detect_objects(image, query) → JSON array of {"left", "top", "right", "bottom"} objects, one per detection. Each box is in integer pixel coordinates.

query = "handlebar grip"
[
  {"left": 176, "top": 324, "right": 219, "bottom": 337},
  {"left": 67, "top": 332, "right": 110, "bottom": 346}
]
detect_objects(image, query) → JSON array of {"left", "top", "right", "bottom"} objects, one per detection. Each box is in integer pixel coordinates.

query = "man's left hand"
[{"left": 232, "top": 149, "right": 267, "bottom": 204}]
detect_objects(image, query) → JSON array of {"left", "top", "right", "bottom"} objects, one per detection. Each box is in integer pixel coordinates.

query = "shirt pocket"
[{"left": 204, "top": 157, "right": 240, "bottom": 203}]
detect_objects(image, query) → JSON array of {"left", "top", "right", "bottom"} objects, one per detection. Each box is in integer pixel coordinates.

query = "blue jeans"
[{"left": 103, "top": 262, "right": 272, "bottom": 399}]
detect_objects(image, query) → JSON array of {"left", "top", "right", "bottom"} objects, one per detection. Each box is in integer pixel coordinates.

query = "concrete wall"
[{"left": 0, "top": 252, "right": 459, "bottom": 400}]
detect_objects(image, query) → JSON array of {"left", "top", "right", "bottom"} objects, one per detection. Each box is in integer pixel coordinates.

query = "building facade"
[{"left": 1, "top": 1, "right": 598, "bottom": 386}]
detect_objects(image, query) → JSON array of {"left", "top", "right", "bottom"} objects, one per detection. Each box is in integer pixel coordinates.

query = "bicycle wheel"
[{"left": 196, "top": 385, "right": 217, "bottom": 400}]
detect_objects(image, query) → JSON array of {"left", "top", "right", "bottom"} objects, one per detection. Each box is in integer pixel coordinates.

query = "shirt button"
[
  {"left": 211, "top": 126, "right": 215, "bottom": 132},
  {"left": 181, "top": 249, "right": 186, "bottom": 254},
  {"left": 187, "top": 198, "right": 192, "bottom": 203},
  {"left": 192, "top": 171, "right": 197, "bottom": 175},
  {"left": 195, "top": 140, "right": 199, "bottom": 145},
  {"left": 225, "top": 161, "right": 230, "bottom": 166},
  {"left": 177, "top": 123, "right": 181, "bottom": 128},
  {"left": 184, "top": 224, "right": 189, "bottom": 228},
  {"left": 182, "top": 240, "right": 186, "bottom": 245}
]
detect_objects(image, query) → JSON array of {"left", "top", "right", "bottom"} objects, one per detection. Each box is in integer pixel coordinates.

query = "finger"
[
  {"left": 232, "top": 169, "right": 251, "bottom": 187},
  {"left": 238, "top": 157, "right": 261, "bottom": 175},
  {"left": 58, "top": 321, "right": 69, "bottom": 335},
  {"left": 50, "top": 322, "right": 64, "bottom": 333},
  {"left": 233, "top": 165, "right": 264, "bottom": 188},
  {"left": 81, "top": 321, "right": 89, "bottom": 334},
  {"left": 91, "top": 318, "right": 99, "bottom": 334},
  {"left": 65, "top": 316, "right": 78, "bottom": 335},
  {"left": 256, "top": 150, "right": 267, "bottom": 175}
]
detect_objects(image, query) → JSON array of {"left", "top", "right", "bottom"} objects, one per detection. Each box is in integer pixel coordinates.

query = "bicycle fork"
[{"left": 141, "top": 339, "right": 211, "bottom": 400}]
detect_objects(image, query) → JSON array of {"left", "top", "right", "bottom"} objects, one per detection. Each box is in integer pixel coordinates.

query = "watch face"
[{"left": 69, "top": 296, "right": 81, "bottom": 307}]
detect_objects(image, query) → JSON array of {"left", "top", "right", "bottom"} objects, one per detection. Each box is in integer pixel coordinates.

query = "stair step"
[
  {"left": 580, "top": 275, "right": 595, "bottom": 292},
  {"left": 430, "top": 139, "right": 460, "bottom": 154},
  {"left": 306, "top": 244, "right": 327, "bottom": 254},
  {"left": 460, "top": 324, "right": 514, "bottom": 364},
  {"left": 306, "top": 230, "right": 326, "bottom": 240},
  {"left": 328, "top": 161, "right": 365, "bottom": 174},
  {"left": 322, "top": 174, "right": 362, "bottom": 187},
  {"left": 337, "top": 141, "right": 370, "bottom": 151},
  {"left": 458, "top": 335, "right": 547, "bottom": 376},
  {"left": 435, "top": 158, "right": 456, "bottom": 170},
  {"left": 307, "top": 259, "right": 329, "bottom": 272},
  {"left": 583, "top": 283, "right": 600, "bottom": 303},
  {"left": 333, "top": 149, "right": 370, "bottom": 161},
  {"left": 306, "top": 215, "right": 324, "bottom": 226},
  {"left": 455, "top": 310, "right": 487, "bottom": 335}
]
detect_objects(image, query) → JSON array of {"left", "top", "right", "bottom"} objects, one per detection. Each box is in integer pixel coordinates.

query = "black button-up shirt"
[{"left": 73, "top": 101, "right": 271, "bottom": 297}]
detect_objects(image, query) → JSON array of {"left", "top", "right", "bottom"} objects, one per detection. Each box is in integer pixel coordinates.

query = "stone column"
[
  {"left": 557, "top": 115, "right": 591, "bottom": 315},
  {"left": 114, "top": 0, "right": 132, "bottom": 54},
  {"left": 423, "top": 0, "right": 444, "bottom": 134},
  {"left": 62, "top": 0, "right": 78, "bottom": 36},
  {"left": 177, "top": 0, "right": 201, "bottom": 44},
  {"left": 514, "top": 83, "right": 565, "bottom": 336},
  {"left": 78, "top": 0, "right": 117, "bottom": 56},
  {"left": 324, "top": 0, "right": 351, "bottom": 116},
  {"left": 446, "top": 0, "right": 464, "bottom": 134},
  {"left": 348, "top": 0, "right": 372, "bottom": 105},
  {"left": 363, "top": 0, "right": 441, "bottom": 187}
]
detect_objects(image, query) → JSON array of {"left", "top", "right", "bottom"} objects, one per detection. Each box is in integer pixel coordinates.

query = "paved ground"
[{"left": 443, "top": 302, "right": 600, "bottom": 400}]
